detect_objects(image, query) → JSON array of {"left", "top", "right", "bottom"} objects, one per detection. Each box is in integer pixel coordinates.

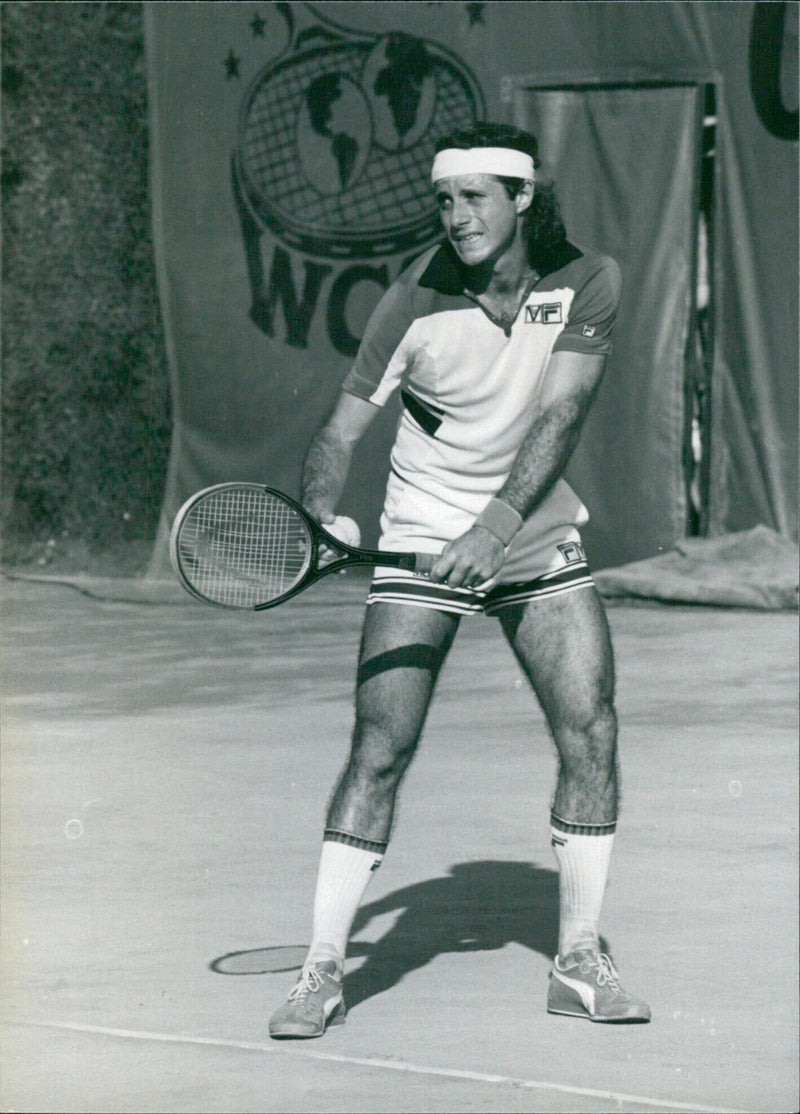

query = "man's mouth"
[{"left": 453, "top": 232, "right": 481, "bottom": 244}]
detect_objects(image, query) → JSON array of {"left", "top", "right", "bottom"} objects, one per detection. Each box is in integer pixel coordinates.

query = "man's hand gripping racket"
[{"left": 170, "top": 483, "right": 436, "bottom": 611}]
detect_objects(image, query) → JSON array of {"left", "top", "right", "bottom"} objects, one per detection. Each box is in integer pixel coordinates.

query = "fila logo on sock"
[{"left": 370, "top": 858, "right": 382, "bottom": 872}]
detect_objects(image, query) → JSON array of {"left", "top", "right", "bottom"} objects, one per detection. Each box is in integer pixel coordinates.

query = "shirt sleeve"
[
  {"left": 342, "top": 273, "right": 419, "bottom": 406},
  {"left": 552, "top": 254, "right": 622, "bottom": 356}
]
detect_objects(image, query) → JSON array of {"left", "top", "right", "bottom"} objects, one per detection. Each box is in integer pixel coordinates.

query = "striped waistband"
[{"left": 367, "top": 561, "right": 594, "bottom": 616}]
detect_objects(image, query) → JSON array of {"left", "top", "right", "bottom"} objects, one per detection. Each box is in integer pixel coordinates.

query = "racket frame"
[{"left": 170, "top": 483, "right": 428, "bottom": 611}]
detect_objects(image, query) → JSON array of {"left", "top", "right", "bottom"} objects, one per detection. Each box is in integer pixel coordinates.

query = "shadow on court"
[
  {"left": 348, "top": 860, "right": 562, "bottom": 1009},
  {"left": 211, "top": 859, "right": 612, "bottom": 1011}
]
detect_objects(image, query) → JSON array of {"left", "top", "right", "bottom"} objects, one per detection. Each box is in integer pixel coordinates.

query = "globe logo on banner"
[{"left": 235, "top": 28, "right": 484, "bottom": 259}]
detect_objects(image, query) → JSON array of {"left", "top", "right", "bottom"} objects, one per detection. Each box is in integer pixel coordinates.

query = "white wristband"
[{"left": 474, "top": 498, "right": 523, "bottom": 546}]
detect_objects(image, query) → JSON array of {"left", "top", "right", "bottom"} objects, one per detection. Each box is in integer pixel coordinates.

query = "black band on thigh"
[
  {"left": 324, "top": 828, "right": 388, "bottom": 854},
  {"left": 357, "top": 642, "right": 448, "bottom": 687},
  {"left": 551, "top": 812, "right": 617, "bottom": 836}
]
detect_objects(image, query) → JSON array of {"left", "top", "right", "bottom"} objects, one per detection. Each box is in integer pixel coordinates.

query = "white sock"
[
  {"left": 550, "top": 814, "right": 616, "bottom": 959},
  {"left": 306, "top": 833, "right": 385, "bottom": 973}
]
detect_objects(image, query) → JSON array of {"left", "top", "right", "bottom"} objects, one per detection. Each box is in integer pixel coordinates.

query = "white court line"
[{"left": 19, "top": 1020, "right": 745, "bottom": 1114}]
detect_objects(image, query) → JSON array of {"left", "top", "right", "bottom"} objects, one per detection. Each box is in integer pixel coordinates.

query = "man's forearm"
[
  {"left": 300, "top": 390, "right": 381, "bottom": 518},
  {"left": 496, "top": 393, "right": 588, "bottom": 520},
  {"left": 436, "top": 351, "right": 605, "bottom": 583},
  {"left": 433, "top": 403, "right": 583, "bottom": 586},
  {"left": 301, "top": 424, "right": 354, "bottom": 518}
]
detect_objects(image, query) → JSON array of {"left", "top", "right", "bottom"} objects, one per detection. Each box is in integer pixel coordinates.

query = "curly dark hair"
[{"left": 434, "top": 123, "right": 569, "bottom": 270}]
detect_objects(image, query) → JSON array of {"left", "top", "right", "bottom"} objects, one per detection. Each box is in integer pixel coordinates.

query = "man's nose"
[{"left": 450, "top": 199, "right": 470, "bottom": 226}]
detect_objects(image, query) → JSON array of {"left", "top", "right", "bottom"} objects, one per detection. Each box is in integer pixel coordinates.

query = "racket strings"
[{"left": 179, "top": 489, "right": 310, "bottom": 608}]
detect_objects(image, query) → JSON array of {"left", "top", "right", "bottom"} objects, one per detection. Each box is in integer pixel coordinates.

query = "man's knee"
[
  {"left": 552, "top": 697, "right": 618, "bottom": 768},
  {"left": 348, "top": 712, "right": 420, "bottom": 784}
]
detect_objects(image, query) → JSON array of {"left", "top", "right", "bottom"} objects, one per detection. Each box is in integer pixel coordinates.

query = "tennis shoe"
[
  {"left": 269, "top": 960, "right": 345, "bottom": 1039},
  {"left": 548, "top": 950, "right": 651, "bottom": 1023}
]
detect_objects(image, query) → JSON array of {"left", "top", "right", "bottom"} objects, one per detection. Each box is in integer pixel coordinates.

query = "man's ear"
[{"left": 515, "top": 180, "right": 535, "bottom": 216}]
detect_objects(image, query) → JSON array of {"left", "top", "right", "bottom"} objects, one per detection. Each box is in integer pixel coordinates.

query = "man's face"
[{"left": 435, "top": 173, "right": 524, "bottom": 268}]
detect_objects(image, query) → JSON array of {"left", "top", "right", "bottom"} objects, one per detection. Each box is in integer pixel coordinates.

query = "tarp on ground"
[
  {"left": 594, "top": 527, "right": 799, "bottom": 610},
  {"left": 144, "top": 1, "right": 798, "bottom": 577}
]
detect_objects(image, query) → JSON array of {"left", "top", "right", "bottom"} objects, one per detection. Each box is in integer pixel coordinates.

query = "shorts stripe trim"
[
  {"left": 367, "top": 561, "right": 594, "bottom": 615},
  {"left": 368, "top": 577, "right": 486, "bottom": 613},
  {"left": 367, "top": 593, "right": 484, "bottom": 614},
  {"left": 484, "top": 574, "right": 594, "bottom": 613}
]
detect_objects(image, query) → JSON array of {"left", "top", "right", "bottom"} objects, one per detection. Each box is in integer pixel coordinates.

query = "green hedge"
[{"left": 2, "top": 2, "right": 170, "bottom": 574}]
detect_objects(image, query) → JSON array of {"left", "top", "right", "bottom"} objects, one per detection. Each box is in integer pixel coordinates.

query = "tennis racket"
[{"left": 170, "top": 483, "right": 436, "bottom": 611}]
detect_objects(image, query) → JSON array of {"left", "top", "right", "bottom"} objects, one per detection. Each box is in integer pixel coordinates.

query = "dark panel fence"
[{"left": 2, "top": 2, "right": 170, "bottom": 574}]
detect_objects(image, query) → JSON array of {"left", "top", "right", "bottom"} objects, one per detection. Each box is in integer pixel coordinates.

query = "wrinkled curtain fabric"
[{"left": 514, "top": 85, "right": 701, "bottom": 567}]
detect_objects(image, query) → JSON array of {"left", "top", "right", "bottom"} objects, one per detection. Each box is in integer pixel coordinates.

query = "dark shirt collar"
[{"left": 418, "top": 239, "right": 583, "bottom": 295}]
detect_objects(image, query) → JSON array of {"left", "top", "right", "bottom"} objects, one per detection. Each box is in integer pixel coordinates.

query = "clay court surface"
[{"left": 1, "top": 572, "right": 797, "bottom": 1113}]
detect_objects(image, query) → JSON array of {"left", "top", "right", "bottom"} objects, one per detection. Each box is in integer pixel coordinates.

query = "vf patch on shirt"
[{"left": 525, "top": 302, "right": 563, "bottom": 324}]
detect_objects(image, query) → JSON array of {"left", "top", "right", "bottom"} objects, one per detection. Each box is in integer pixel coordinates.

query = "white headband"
[{"left": 431, "top": 146, "right": 535, "bottom": 183}]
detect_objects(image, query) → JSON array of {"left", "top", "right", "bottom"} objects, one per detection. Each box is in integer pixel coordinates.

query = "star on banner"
[
  {"left": 465, "top": 2, "right": 485, "bottom": 27},
  {"left": 250, "top": 13, "right": 266, "bottom": 38},
  {"left": 223, "top": 49, "right": 241, "bottom": 80}
]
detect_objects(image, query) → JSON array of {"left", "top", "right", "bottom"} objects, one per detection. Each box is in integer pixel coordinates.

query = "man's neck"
[{"left": 463, "top": 238, "right": 533, "bottom": 297}]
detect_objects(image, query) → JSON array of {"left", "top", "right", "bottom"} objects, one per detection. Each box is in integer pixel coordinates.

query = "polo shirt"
[{"left": 342, "top": 239, "right": 621, "bottom": 578}]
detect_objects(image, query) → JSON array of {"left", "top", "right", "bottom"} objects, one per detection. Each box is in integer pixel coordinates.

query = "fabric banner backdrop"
[{"left": 144, "top": 1, "right": 797, "bottom": 575}]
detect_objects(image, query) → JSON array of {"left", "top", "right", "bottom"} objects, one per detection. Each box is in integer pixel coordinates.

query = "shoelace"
[
  {"left": 287, "top": 967, "right": 325, "bottom": 1001},
  {"left": 588, "top": 953, "right": 623, "bottom": 991}
]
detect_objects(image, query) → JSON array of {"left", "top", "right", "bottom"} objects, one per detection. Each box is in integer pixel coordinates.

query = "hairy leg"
[
  {"left": 326, "top": 603, "right": 460, "bottom": 843},
  {"left": 269, "top": 603, "right": 460, "bottom": 1019},
  {"left": 497, "top": 586, "right": 618, "bottom": 823}
]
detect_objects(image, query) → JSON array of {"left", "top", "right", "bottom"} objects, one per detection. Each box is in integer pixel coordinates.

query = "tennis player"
[{"left": 269, "top": 122, "right": 650, "bottom": 1036}]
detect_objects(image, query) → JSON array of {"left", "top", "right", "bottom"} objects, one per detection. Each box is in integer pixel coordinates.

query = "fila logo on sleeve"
[{"left": 525, "top": 302, "right": 563, "bottom": 324}]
